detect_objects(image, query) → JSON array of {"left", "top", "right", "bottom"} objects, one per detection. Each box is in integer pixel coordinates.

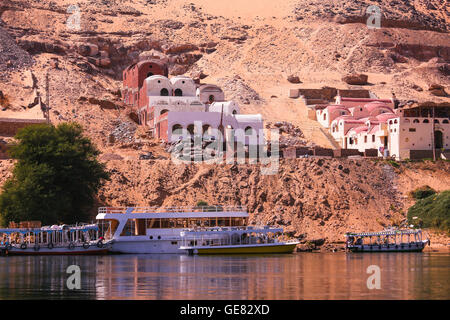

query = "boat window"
[
  {"left": 135, "top": 219, "right": 146, "bottom": 235},
  {"left": 231, "top": 217, "right": 245, "bottom": 226},
  {"left": 217, "top": 218, "right": 228, "bottom": 227},
  {"left": 147, "top": 218, "right": 161, "bottom": 229},
  {"left": 120, "top": 219, "right": 136, "bottom": 236},
  {"left": 143, "top": 217, "right": 247, "bottom": 229}
]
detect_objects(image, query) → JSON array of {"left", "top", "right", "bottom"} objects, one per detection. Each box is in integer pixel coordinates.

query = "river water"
[{"left": 0, "top": 252, "right": 448, "bottom": 300}]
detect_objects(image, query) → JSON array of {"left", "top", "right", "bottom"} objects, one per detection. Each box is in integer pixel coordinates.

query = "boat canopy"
[
  {"left": 0, "top": 224, "right": 99, "bottom": 234},
  {"left": 346, "top": 229, "right": 422, "bottom": 237},
  {"left": 180, "top": 226, "right": 283, "bottom": 237}
]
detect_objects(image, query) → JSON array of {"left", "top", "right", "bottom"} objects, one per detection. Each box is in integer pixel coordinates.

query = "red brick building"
[{"left": 122, "top": 60, "right": 168, "bottom": 107}]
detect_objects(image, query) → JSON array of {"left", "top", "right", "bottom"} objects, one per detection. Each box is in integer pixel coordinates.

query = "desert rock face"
[{"left": 0, "top": 0, "right": 449, "bottom": 247}]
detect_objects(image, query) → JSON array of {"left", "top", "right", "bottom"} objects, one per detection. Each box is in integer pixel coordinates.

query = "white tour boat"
[
  {"left": 179, "top": 226, "right": 299, "bottom": 254},
  {"left": 96, "top": 206, "right": 298, "bottom": 254},
  {"left": 345, "top": 228, "right": 430, "bottom": 252},
  {"left": 0, "top": 224, "right": 111, "bottom": 256}
]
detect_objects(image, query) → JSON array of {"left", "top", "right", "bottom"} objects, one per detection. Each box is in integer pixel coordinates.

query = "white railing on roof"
[{"left": 98, "top": 206, "right": 247, "bottom": 214}]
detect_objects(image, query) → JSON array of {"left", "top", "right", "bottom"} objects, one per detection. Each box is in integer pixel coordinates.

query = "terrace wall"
[{"left": 0, "top": 118, "right": 46, "bottom": 136}]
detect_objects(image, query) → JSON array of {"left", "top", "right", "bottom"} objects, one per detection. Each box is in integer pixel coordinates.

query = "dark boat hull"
[{"left": 347, "top": 241, "right": 427, "bottom": 252}]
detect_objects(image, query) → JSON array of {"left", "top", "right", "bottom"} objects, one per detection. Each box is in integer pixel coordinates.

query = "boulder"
[
  {"left": 77, "top": 43, "right": 99, "bottom": 56},
  {"left": 429, "top": 84, "right": 447, "bottom": 97},
  {"left": 164, "top": 43, "right": 198, "bottom": 54},
  {"left": 342, "top": 73, "right": 368, "bottom": 85},
  {"left": 287, "top": 75, "right": 301, "bottom": 84}
]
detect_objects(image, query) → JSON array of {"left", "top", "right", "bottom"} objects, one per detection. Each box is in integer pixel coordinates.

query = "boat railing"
[
  {"left": 98, "top": 206, "right": 247, "bottom": 214},
  {"left": 180, "top": 225, "right": 281, "bottom": 233}
]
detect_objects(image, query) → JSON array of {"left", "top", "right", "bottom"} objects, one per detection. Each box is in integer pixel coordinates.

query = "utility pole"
[
  {"left": 45, "top": 70, "right": 50, "bottom": 124},
  {"left": 432, "top": 105, "right": 436, "bottom": 161}
]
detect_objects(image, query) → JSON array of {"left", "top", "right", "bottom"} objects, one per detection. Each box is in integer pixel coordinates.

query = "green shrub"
[
  {"left": 410, "top": 185, "right": 436, "bottom": 200},
  {"left": 0, "top": 123, "right": 110, "bottom": 226},
  {"left": 387, "top": 159, "right": 400, "bottom": 168},
  {"left": 196, "top": 200, "right": 208, "bottom": 207},
  {"left": 407, "top": 190, "right": 450, "bottom": 233}
]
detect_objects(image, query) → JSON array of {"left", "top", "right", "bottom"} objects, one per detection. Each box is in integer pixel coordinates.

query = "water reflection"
[{"left": 0, "top": 252, "right": 448, "bottom": 300}]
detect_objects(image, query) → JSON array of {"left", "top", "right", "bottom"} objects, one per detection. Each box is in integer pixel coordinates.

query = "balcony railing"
[{"left": 98, "top": 206, "right": 247, "bottom": 214}]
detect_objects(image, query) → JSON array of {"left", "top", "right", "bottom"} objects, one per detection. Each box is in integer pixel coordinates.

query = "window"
[
  {"left": 413, "top": 119, "right": 419, "bottom": 123},
  {"left": 208, "top": 95, "right": 215, "bottom": 103},
  {"left": 364, "top": 136, "right": 367, "bottom": 143},
  {"left": 323, "top": 113, "right": 327, "bottom": 121},
  {"left": 171, "top": 241, "right": 178, "bottom": 245},
  {"left": 409, "top": 128, "right": 416, "bottom": 132},
  {"left": 147, "top": 72, "right": 153, "bottom": 78},
  {"left": 372, "top": 135, "right": 375, "bottom": 142},
  {"left": 443, "top": 119, "right": 449, "bottom": 124},
  {"left": 172, "top": 124, "right": 183, "bottom": 135},
  {"left": 120, "top": 219, "right": 136, "bottom": 236},
  {"left": 423, "top": 119, "right": 429, "bottom": 123},
  {"left": 160, "top": 88, "right": 169, "bottom": 96},
  {"left": 245, "top": 126, "right": 253, "bottom": 135},
  {"left": 174, "top": 88, "right": 183, "bottom": 96}
]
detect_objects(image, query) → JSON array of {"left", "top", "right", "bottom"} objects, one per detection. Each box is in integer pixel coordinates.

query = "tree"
[{"left": 0, "top": 123, "right": 110, "bottom": 226}]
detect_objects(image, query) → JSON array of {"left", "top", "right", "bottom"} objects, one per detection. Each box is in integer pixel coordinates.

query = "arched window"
[
  {"left": 147, "top": 72, "right": 153, "bottom": 78},
  {"left": 174, "top": 88, "right": 183, "bottom": 96},
  {"left": 187, "top": 124, "right": 195, "bottom": 135},
  {"left": 208, "top": 95, "right": 215, "bottom": 103},
  {"left": 202, "top": 124, "right": 211, "bottom": 135},
  {"left": 160, "top": 88, "right": 169, "bottom": 96},
  {"left": 413, "top": 119, "right": 420, "bottom": 123},
  {"left": 443, "top": 119, "right": 449, "bottom": 124},
  {"left": 172, "top": 124, "right": 183, "bottom": 135},
  {"left": 245, "top": 126, "right": 253, "bottom": 135},
  {"left": 232, "top": 110, "right": 237, "bottom": 115},
  {"left": 423, "top": 119, "right": 429, "bottom": 123},
  {"left": 394, "top": 119, "right": 398, "bottom": 124},
  {"left": 160, "top": 109, "right": 168, "bottom": 116},
  {"left": 434, "top": 119, "right": 440, "bottom": 124},
  {"left": 323, "top": 113, "right": 327, "bottom": 120}
]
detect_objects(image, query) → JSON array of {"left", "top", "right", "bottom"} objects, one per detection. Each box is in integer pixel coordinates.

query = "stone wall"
[
  {"left": 404, "top": 149, "right": 450, "bottom": 160},
  {"left": 333, "top": 149, "right": 363, "bottom": 158},
  {"left": 0, "top": 118, "right": 46, "bottom": 136}
]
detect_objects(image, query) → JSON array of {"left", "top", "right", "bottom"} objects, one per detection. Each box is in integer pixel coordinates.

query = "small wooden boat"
[
  {"left": 345, "top": 228, "right": 430, "bottom": 253},
  {"left": 179, "top": 226, "right": 299, "bottom": 255},
  {"left": 0, "top": 224, "right": 112, "bottom": 256}
]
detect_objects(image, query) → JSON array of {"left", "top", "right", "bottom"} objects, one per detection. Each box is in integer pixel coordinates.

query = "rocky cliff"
[{"left": 0, "top": 0, "right": 449, "bottom": 249}]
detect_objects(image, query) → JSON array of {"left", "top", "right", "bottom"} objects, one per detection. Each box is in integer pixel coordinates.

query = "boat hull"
[
  {"left": 347, "top": 241, "right": 427, "bottom": 253},
  {"left": 181, "top": 242, "right": 299, "bottom": 255}
]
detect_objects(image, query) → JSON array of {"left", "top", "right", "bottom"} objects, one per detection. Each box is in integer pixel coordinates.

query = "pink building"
[
  {"left": 316, "top": 93, "right": 450, "bottom": 159},
  {"left": 121, "top": 61, "right": 264, "bottom": 146}
]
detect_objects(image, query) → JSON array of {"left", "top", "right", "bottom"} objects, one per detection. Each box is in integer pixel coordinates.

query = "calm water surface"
[{"left": 0, "top": 252, "right": 448, "bottom": 299}]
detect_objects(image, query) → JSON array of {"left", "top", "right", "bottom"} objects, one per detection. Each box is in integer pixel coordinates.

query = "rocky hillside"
[{"left": 0, "top": 0, "right": 449, "bottom": 248}]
